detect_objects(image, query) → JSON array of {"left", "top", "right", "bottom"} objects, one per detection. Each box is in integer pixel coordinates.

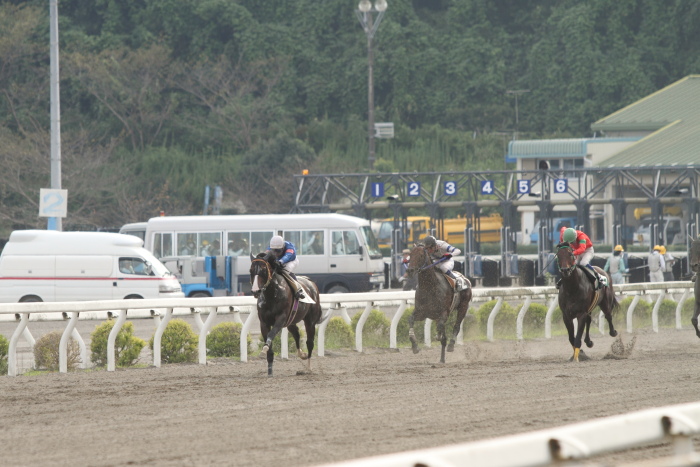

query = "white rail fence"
[
  {"left": 1, "top": 282, "right": 695, "bottom": 377},
  {"left": 317, "top": 401, "right": 700, "bottom": 467}
]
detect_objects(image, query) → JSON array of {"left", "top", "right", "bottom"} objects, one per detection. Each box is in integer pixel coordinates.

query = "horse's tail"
[{"left": 610, "top": 289, "right": 620, "bottom": 315}]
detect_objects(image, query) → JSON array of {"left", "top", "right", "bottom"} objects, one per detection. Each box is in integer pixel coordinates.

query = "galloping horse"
[
  {"left": 556, "top": 242, "right": 619, "bottom": 361},
  {"left": 406, "top": 243, "right": 472, "bottom": 363},
  {"left": 250, "top": 252, "right": 323, "bottom": 376},
  {"left": 689, "top": 239, "right": 700, "bottom": 338}
]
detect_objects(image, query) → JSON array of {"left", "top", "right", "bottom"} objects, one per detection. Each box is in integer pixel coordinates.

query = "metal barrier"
[{"left": 1, "top": 281, "right": 694, "bottom": 376}]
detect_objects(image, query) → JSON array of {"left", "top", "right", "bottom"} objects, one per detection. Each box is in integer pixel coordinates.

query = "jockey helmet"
[
  {"left": 614, "top": 245, "right": 624, "bottom": 252},
  {"left": 423, "top": 236, "right": 437, "bottom": 248},
  {"left": 270, "top": 235, "right": 285, "bottom": 249},
  {"left": 562, "top": 228, "right": 577, "bottom": 243}
]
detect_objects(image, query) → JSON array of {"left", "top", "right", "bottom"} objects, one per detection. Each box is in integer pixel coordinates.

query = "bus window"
[
  {"left": 177, "top": 234, "right": 197, "bottom": 256},
  {"left": 153, "top": 233, "right": 173, "bottom": 259},
  {"left": 284, "top": 231, "right": 302, "bottom": 251},
  {"left": 226, "top": 232, "right": 250, "bottom": 256},
  {"left": 332, "top": 230, "right": 360, "bottom": 255},
  {"left": 302, "top": 231, "right": 323, "bottom": 255},
  {"left": 198, "top": 233, "right": 221, "bottom": 256},
  {"left": 250, "top": 231, "right": 275, "bottom": 255}
]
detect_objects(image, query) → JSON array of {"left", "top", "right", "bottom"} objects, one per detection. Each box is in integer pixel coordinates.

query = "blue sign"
[
  {"left": 481, "top": 180, "right": 495, "bottom": 195},
  {"left": 407, "top": 181, "right": 421, "bottom": 197},
  {"left": 444, "top": 181, "right": 457, "bottom": 196},
  {"left": 554, "top": 179, "right": 568, "bottom": 193},
  {"left": 371, "top": 182, "right": 384, "bottom": 197},
  {"left": 517, "top": 179, "right": 531, "bottom": 195}
]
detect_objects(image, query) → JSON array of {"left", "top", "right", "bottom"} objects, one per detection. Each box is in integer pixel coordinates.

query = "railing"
[
  {"left": 315, "top": 401, "right": 700, "bottom": 467},
  {"left": 1, "top": 281, "right": 694, "bottom": 376}
]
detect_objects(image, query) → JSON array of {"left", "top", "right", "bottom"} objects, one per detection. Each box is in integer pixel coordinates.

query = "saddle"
[
  {"left": 578, "top": 265, "right": 608, "bottom": 288},
  {"left": 444, "top": 272, "right": 469, "bottom": 292},
  {"left": 278, "top": 271, "right": 316, "bottom": 304}
]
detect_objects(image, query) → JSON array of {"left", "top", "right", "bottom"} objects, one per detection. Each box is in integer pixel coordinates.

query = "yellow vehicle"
[
  {"left": 633, "top": 206, "right": 682, "bottom": 220},
  {"left": 373, "top": 214, "right": 503, "bottom": 249}
]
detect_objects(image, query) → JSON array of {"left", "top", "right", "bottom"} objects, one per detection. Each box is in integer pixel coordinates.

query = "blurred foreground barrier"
[{"left": 315, "top": 401, "right": 700, "bottom": 467}]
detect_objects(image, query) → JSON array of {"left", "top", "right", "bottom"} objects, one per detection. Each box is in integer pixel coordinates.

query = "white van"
[{"left": 0, "top": 230, "right": 184, "bottom": 303}]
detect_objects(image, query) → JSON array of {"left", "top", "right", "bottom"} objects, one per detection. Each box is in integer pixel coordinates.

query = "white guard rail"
[
  {"left": 1, "top": 281, "right": 695, "bottom": 376},
  {"left": 316, "top": 400, "right": 700, "bottom": 467}
]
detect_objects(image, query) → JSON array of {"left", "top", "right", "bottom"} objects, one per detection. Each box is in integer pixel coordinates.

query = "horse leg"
[
  {"left": 572, "top": 316, "right": 585, "bottom": 362},
  {"left": 436, "top": 318, "right": 447, "bottom": 364},
  {"left": 288, "top": 324, "right": 306, "bottom": 359},
  {"left": 447, "top": 302, "right": 469, "bottom": 352},
  {"left": 408, "top": 312, "right": 420, "bottom": 354},
  {"left": 584, "top": 314, "right": 593, "bottom": 348},
  {"left": 302, "top": 318, "right": 317, "bottom": 373},
  {"left": 692, "top": 299, "right": 700, "bottom": 339},
  {"left": 261, "top": 315, "right": 288, "bottom": 376}
]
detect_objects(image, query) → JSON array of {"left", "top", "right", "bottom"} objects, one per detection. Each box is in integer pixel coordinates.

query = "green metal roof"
[
  {"left": 591, "top": 75, "right": 700, "bottom": 167},
  {"left": 507, "top": 138, "right": 587, "bottom": 160}
]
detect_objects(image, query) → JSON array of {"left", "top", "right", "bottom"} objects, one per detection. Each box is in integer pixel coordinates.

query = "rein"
[{"left": 419, "top": 255, "right": 448, "bottom": 271}]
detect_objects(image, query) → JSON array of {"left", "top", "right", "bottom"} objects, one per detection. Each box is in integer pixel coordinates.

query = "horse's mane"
[
  {"left": 556, "top": 242, "right": 571, "bottom": 249},
  {"left": 254, "top": 251, "right": 283, "bottom": 275}
]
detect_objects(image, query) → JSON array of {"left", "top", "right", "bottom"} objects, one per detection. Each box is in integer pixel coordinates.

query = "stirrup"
[{"left": 296, "top": 289, "right": 306, "bottom": 300}]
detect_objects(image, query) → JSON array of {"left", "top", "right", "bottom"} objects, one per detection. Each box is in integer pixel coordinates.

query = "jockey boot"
[
  {"left": 585, "top": 264, "right": 604, "bottom": 289},
  {"left": 445, "top": 270, "right": 464, "bottom": 290},
  {"left": 281, "top": 270, "right": 306, "bottom": 300}
]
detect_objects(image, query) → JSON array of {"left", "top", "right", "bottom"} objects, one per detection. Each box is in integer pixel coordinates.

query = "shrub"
[
  {"left": 396, "top": 306, "right": 474, "bottom": 345},
  {"left": 324, "top": 317, "right": 354, "bottom": 349},
  {"left": 473, "top": 300, "right": 519, "bottom": 339},
  {"left": 0, "top": 334, "right": 9, "bottom": 375},
  {"left": 351, "top": 309, "right": 391, "bottom": 348},
  {"left": 657, "top": 299, "right": 678, "bottom": 327},
  {"left": 207, "top": 322, "right": 250, "bottom": 358},
  {"left": 520, "top": 302, "right": 549, "bottom": 337},
  {"left": 91, "top": 321, "right": 146, "bottom": 367},
  {"left": 681, "top": 297, "right": 697, "bottom": 324},
  {"left": 617, "top": 296, "right": 652, "bottom": 329},
  {"left": 149, "top": 319, "right": 198, "bottom": 364},
  {"left": 34, "top": 331, "right": 81, "bottom": 371}
]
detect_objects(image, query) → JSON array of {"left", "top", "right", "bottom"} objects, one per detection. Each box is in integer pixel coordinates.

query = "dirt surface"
[{"left": 2, "top": 326, "right": 700, "bottom": 467}]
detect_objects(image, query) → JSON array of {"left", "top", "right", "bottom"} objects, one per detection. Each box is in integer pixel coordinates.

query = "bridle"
[
  {"left": 251, "top": 258, "right": 273, "bottom": 292},
  {"left": 557, "top": 243, "right": 576, "bottom": 276}
]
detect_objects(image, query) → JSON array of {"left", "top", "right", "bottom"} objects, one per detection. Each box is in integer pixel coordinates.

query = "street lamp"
[{"left": 356, "top": 0, "right": 388, "bottom": 172}]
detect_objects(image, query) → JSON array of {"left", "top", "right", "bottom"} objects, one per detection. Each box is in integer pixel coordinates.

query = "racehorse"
[
  {"left": 689, "top": 238, "right": 700, "bottom": 338},
  {"left": 556, "top": 242, "right": 619, "bottom": 361},
  {"left": 406, "top": 243, "right": 472, "bottom": 363},
  {"left": 250, "top": 252, "right": 323, "bottom": 376}
]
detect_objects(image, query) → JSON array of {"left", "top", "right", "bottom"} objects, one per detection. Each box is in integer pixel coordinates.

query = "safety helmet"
[
  {"left": 562, "top": 228, "right": 577, "bottom": 243},
  {"left": 659, "top": 245, "right": 667, "bottom": 254},
  {"left": 614, "top": 245, "right": 624, "bottom": 252},
  {"left": 202, "top": 240, "right": 209, "bottom": 246},
  {"left": 653, "top": 245, "right": 661, "bottom": 251},
  {"left": 423, "top": 236, "right": 437, "bottom": 248},
  {"left": 270, "top": 235, "right": 285, "bottom": 249}
]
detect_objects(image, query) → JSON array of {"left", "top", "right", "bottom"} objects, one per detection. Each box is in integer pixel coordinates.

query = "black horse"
[
  {"left": 689, "top": 239, "right": 700, "bottom": 338},
  {"left": 556, "top": 242, "right": 619, "bottom": 361},
  {"left": 250, "top": 252, "right": 323, "bottom": 376},
  {"left": 406, "top": 243, "right": 472, "bottom": 363}
]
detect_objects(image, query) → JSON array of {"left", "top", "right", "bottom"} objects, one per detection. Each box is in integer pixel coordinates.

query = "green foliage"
[
  {"left": 34, "top": 331, "right": 81, "bottom": 372},
  {"left": 617, "top": 296, "right": 653, "bottom": 329},
  {"left": 149, "top": 319, "right": 198, "bottom": 364},
  {"left": 90, "top": 321, "right": 146, "bottom": 367},
  {"left": 682, "top": 298, "right": 697, "bottom": 324},
  {"left": 207, "top": 322, "right": 250, "bottom": 358},
  {"left": 324, "top": 317, "right": 354, "bottom": 349},
  {"left": 657, "top": 299, "right": 679, "bottom": 328},
  {"left": 0, "top": 334, "right": 9, "bottom": 376},
  {"left": 351, "top": 309, "right": 391, "bottom": 348},
  {"left": 473, "top": 300, "right": 518, "bottom": 339}
]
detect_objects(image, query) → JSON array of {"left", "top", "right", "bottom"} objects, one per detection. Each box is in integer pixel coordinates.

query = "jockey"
[
  {"left": 267, "top": 235, "right": 306, "bottom": 300},
  {"left": 423, "top": 235, "right": 467, "bottom": 290},
  {"left": 559, "top": 227, "right": 605, "bottom": 289}
]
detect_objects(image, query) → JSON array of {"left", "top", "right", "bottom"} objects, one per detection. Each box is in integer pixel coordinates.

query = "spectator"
[{"left": 603, "top": 245, "right": 628, "bottom": 285}]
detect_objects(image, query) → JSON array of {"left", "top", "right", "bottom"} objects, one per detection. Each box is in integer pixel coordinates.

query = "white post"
[
  {"left": 8, "top": 313, "right": 30, "bottom": 376},
  {"left": 516, "top": 297, "right": 532, "bottom": 340},
  {"left": 487, "top": 297, "right": 504, "bottom": 342},
  {"left": 627, "top": 295, "right": 641, "bottom": 333},
  {"left": 652, "top": 291, "right": 666, "bottom": 333},
  {"left": 107, "top": 309, "right": 128, "bottom": 372},
  {"left": 389, "top": 300, "right": 408, "bottom": 349},
  {"left": 153, "top": 307, "right": 173, "bottom": 368},
  {"left": 198, "top": 307, "right": 218, "bottom": 365},
  {"left": 544, "top": 297, "right": 558, "bottom": 339},
  {"left": 59, "top": 311, "right": 79, "bottom": 373},
  {"left": 355, "top": 302, "right": 373, "bottom": 352}
]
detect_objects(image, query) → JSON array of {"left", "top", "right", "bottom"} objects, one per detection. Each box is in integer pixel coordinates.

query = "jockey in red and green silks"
[{"left": 560, "top": 227, "right": 604, "bottom": 289}]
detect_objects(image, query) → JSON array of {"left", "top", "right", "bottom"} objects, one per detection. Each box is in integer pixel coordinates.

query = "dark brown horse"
[
  {"left": 250, "top": 252, "right": 323, "bottom": 376},
  {"left": 406, "top": 243, "right": 472, "bottom": 363},
  {"left": 689, "top": 239, "right": 700, "bottom": 338},
  {"left": 556, "top": 242, "right": 619, "bottom": 361}
]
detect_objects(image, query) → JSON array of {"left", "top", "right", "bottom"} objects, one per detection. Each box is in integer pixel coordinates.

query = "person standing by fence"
[
  {"left": 604, "top": 245, "right": 628, "bottom": 285},
  {"left": 648, "top": 245, "right": 666, "bottom": 283},
  {"left": 660, "top": 245, "right": 676, "bottom": 281}
]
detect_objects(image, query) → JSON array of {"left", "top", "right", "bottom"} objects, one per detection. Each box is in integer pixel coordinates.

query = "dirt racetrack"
[{"left": 2, "top": 328, "right": 700, "bottom": 467}]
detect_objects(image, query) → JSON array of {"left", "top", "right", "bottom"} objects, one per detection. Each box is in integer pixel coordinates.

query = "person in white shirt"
[{"left": 647, "top": 245, "right": 666, "bottom": 283}]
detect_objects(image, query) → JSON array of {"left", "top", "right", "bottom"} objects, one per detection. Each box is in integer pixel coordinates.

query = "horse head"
[
  {"left": 406, "top": 243, "right": 430, "bottom": 277},
  {"left": 250, "top": 251, "right": 281, "bottom": 296},
  {"left": 556, "top": 242, "right": 577, "bottom": 278}
]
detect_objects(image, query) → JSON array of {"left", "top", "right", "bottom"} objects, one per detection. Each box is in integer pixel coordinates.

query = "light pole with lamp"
[{"left": 356, "top": 0, "right": 387, "bottom": 172}]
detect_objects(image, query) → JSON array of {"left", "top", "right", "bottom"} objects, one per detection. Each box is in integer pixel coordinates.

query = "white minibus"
[
  {"left": 120, "top": 213, "right": 385, "bottom": 295},
  {"left": 0, "top": 230, "right": 184, "bottom": 302}
]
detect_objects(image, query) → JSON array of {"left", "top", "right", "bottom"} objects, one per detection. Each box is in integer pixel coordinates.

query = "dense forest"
[{"left": 1, "top": 0, "right": 699, "bottom": 235}]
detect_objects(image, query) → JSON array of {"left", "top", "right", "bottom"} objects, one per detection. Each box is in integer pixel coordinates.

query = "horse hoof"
[
  {"left": 585, "top": 341, "right": 594, "bottom": 348},
  {"left": 610, "top": 330, "right": 618, "bottom": 338},
  {"left": 412, "top": 346, "right": 420, "bottom": 354},
  {"left": 447, "top": 344, "right": 455, "bottom": 352},
  {"left": 696, "top": 331, "right": 700, "bottom": 339}
]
